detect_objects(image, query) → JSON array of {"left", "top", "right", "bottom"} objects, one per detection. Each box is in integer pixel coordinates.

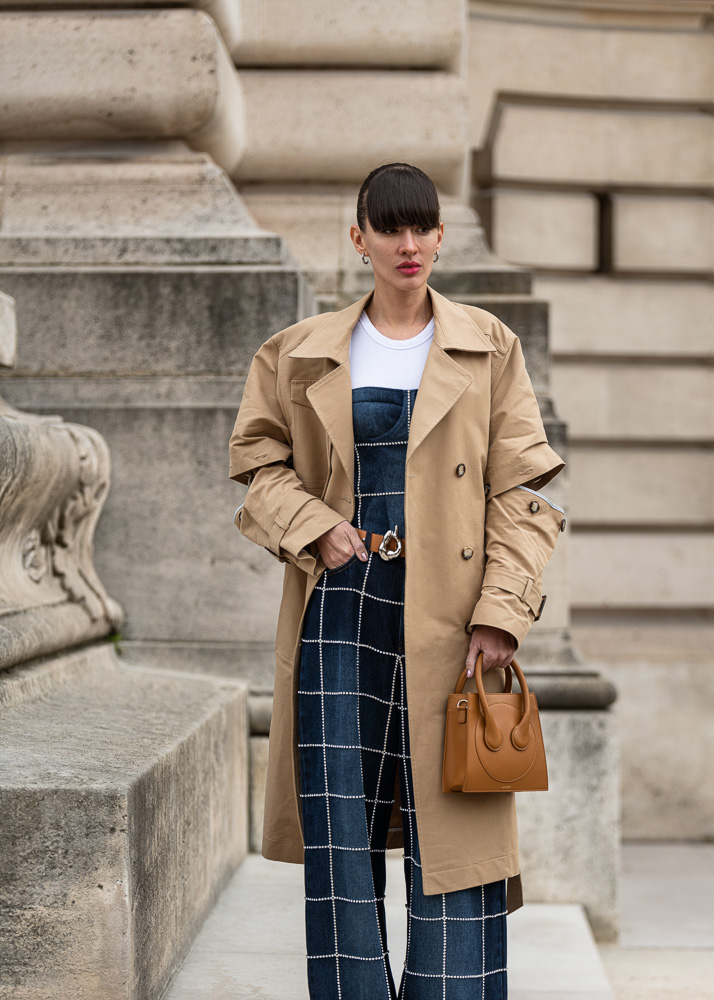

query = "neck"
[{"left": 365, "top": 281, "right": 433, "bottom": 340}]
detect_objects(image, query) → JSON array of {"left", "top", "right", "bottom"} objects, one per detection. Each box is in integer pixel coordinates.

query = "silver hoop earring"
[
  {"left": 433, "top": 250, "right": 440, "bottom": 263},
  {"left": 361, "top": 252, "right": 370, "bottom": 265}
]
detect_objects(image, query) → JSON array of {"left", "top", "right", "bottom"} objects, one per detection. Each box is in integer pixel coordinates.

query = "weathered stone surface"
[
  {"left": 568, "top": 447, "right": 714, "bottom": 526},
  {"left": 535, "top": 276, "right": 714, "bottom": 358},
  {"left": 0, "top": 396, "right": 283, "bottom": 645},
  {"left": 0, "top": 266, "right": 304, "bottom": 375},
  {"left": 0, "top": 292, "right": 16, "bottom": 368},
  {"left": 249, "top": 735, "right": 269, "bottom": 853},
  {"left": 614, "top": 195, "right": 714, "bottom": 273},
  {"left": 234, "top": 0, "right": 464, "bottom": 69},
  {"left": 490, "top": 105, "right": 714, "bottom": 187},
  {"left": 467, "top": 14, "right": 714, "bottom": 146},
  {"left": 0, "top": 11, "right": 247, "bottom": 176},
  {"left": 0, "top": 643, "right": 249, "bottom": 1000},
  {"left": 0, "top": 372, "right": 122, "bottom": 668},
  {"left": 575, "top": 623, "right": 714, "bottom": 841},
  {"left": 0, "top": 0, "right": 242, "bottom": 55},
  {"left": 480, "top": 188, "right": 599, "bottom": 271},
  {"left": 0, "top": 147, "right": 288, "bottom": 267},
  {"left": 517, "top": 709, "right": 620, "bottom": 942},
  {"left": 238, "top": 70, "right": 469, "bottom": 195},
  {"left": 120, "top": 639, "right": 277, "bottom": 691},
  {"left": 552, "top": 362, "right": 713, "bottom": 441},
  {"left": 571, "top": 533, "right": 714, "bottom": 610}
]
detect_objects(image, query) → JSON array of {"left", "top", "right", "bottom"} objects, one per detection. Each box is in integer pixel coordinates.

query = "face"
[{"left": 350, "top": 218, "right": 444, "bottom": 293}]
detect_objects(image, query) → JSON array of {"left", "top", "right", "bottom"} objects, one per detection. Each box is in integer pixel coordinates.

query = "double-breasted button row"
[
  {"left": 462, "top": 546, "right": 473, "bottom": 560},
  {"left": 455, "top": 463, "right": 466, "bottom": 477}
]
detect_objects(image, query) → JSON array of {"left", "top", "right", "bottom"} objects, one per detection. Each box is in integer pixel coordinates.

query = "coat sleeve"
[
  {"left": 468, "top": 333, "right": 566, "bottom": 647},
  {"left": 228, "top": 336, "right": 346, "bottom": 576}
]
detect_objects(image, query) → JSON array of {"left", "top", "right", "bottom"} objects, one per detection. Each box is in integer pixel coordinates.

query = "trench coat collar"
[
  {"left": 287, "top": 285, "right": 497, "bottom": 362},
  {"left": 285, "top": 286, "right": 497, "bottom": 491}
]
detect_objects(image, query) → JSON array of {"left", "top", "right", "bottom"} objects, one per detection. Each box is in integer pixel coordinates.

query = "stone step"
[
  {"left": 0, "top": 644, "right": 249, "bottom": 1000},
  {"left": 163, "top": 852, "right": 615, "bottom": 1000}
]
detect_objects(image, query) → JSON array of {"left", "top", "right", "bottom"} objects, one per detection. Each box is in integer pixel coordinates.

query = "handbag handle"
[{"left": 454, "top": 654, "right": 532, "bottom": 752}]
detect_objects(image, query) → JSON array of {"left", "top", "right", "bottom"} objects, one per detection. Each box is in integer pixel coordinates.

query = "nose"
[{"left": 400, "top": 228, "right": 419, "bottom": 254}]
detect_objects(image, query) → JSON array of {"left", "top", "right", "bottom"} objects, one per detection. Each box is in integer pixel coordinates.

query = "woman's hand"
[
  {"left": 316, "top": 521, "right": 369, "bottom": 570},
  {"left": 465, "top": 624, "right": 517, "bottom": 677}
]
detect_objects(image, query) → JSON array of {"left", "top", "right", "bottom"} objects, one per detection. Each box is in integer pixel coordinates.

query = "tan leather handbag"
[{"left": 442, "top": 653, "right": 548, "bottom": 793}]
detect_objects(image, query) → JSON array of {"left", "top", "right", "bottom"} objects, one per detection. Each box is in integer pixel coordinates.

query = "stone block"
[
  {"left": 0, "top": 292, "right": 16, "bottom": 368},
  {"left": 551, "top": 362, "right": 714, "bottom": 441},
  {"left": 568, "top": 446, "right": 714, "bottom": 526},
  {"left": 481, "top": 189, "right": 599, "bottom": 270},
  {"left": 533, "top": 276, "right": 714, "bottom": 358},
  {"left": 570, "top": 532, "right": 714, "bottom": 609},
  {"left": 0, "top": 10, "right": 247, "bottom": 175},
  {"left": 467, "top": 14, "right": 714, "bottom": 146},
  {"left": 573, "top": 622, "right": 714, "bottom": 840},
  {"left": 238, "top": 70, "right": 470, "bottom": 196},
  {"left": 490, "top": 105, "right": 714, "bottom": 187},
  {"left": 516, "top": 709, "right": 620, "bottom": 942},
  {"left": 249, "top": 736, "right": 269, "bottom": 853},
  {"left": 120, "top": 639, "right": 277, "bottom": 692},
  {"left": 0, "top": 148, "right": 264, "bottom": 242},
  {"left": 0, "top": 266, "right": 302, "bottom": 374},
  {"left": 234, "top": 0, "right": 465, "bottom": 69},
  {"left": 0, "top": 643, "right": 249, "bottom": 1000},
  {"left": 0, "top": 0, "right": 242, "bottom": 55},
  {"left": 613, "top": 195, "right": 714, "bottom": 272}
]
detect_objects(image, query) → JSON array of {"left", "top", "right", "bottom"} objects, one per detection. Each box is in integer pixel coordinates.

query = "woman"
[{"left": 229, "top": 163, "right": 565, "bottom": 999}]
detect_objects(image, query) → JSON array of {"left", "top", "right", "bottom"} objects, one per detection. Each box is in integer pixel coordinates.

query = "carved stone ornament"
[{"left": 0, "top": 307, "right": 123, "bottom": 669}]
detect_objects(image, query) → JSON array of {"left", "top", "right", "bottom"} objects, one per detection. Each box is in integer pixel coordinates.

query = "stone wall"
[{"left": 468, "top": 0, "right": 714, "bottom": 839}]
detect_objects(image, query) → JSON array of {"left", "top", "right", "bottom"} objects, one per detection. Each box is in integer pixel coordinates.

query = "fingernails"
[
  {"left": 359, "top": 551, "right": 367, "bottom": 560},
  {"left": 466, "top": 670, "right": 472, "bottom": 677}
]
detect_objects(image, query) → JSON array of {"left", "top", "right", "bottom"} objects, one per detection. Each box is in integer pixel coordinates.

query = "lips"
[{"left": 397, "top": 262, "right": 421, "bottom": 273}]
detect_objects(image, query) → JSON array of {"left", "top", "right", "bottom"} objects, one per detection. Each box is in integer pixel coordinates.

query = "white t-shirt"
[{"left": 349, "top": 310, "right": 434, "bottom": 389}]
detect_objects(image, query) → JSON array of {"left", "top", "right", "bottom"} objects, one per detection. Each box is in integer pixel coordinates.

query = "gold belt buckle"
[{"left": 378, "top": 525, "right": 402, "bottom": 561}]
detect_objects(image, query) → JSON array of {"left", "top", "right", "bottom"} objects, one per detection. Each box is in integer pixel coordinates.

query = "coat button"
[
  {"left": 529, "top": 500, "right": 540, "bottom": 513},
  {"left": 560, "top": 518, "right": 567, "bottom": 532},
  {"left": 462, "top": 546, "right": 474, "bottom": 559},
  {"left": 464, "top": 621, "right": 472, "bottom": 633},
  {"left": 484, "top": 483, "right": 491, "bottom": 495},
  {"left": 456, "top": 463, "right": 466, "bottom": 477}
]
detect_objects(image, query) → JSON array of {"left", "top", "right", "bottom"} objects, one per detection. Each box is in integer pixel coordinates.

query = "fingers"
[
  {"left": 464, "top": 645, "right": 481, "bottom": 679},
  {"left": 346, "top": 524, "right": 369, "bottom": 562}
]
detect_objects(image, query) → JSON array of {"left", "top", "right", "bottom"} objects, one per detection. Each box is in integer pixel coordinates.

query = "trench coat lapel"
[
  {"left": 406, "top": 288, "right": 496, "bottom": 464},
  {"left": 286, "top": 291, "right": 370, "bottom": 493},
  {"left": 286, "top": 285, "right": 497, "bottom": 490}
]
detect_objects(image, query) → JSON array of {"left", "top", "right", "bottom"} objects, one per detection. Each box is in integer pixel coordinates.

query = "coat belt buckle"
[{"left": 378, "top": 525, "right": 402, "bottom": 561}]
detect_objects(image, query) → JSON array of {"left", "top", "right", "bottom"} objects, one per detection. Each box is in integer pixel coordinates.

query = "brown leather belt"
[{"left": 355, "top": 527, "right": 406, "bottom": 559}]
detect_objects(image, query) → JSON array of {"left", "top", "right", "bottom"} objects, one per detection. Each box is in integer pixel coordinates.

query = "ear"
[
  {"left": 436, "top": 220, "right": 445, "bottom": 252},
  {"left": 350, "top": 223, "right": 366, "bottom": 255}
]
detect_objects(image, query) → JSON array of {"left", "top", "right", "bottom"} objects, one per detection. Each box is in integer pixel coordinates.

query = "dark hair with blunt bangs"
[{"left": 356, "top": 162, "right": 441, "bottom": 234}]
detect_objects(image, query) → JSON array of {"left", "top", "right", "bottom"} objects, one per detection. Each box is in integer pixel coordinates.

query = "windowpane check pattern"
[{"left": 297, "top": 388, "right": 507, "bottom": 1000}]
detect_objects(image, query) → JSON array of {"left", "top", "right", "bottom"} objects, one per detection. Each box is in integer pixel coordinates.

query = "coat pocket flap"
[{"left": 290, "top": 379, "right": 318, "bottom": 407}]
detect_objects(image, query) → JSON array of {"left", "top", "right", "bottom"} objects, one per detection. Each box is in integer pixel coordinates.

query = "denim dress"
[{"left": 297, "top": 386, "right": 508, "bottom": 1000}]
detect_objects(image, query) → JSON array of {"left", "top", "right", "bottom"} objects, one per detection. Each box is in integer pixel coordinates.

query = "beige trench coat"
[{"left": 229, "top": 286, "right": 565, "bottom": 914}]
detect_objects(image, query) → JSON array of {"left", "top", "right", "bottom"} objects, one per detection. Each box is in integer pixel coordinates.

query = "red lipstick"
[{"left": 397, "top": 262, "right": 421, "bottom": 275}]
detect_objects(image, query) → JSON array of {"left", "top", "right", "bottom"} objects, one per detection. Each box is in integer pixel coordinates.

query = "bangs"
[{"left": 359, "top": 163, "right": 440, "bottom": 232}]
